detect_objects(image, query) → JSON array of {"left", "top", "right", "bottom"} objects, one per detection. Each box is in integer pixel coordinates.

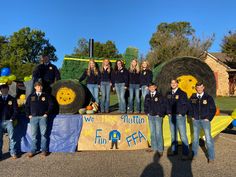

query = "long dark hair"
[{"left": 114, "top": 59, "right": 125, "bottom": 72}]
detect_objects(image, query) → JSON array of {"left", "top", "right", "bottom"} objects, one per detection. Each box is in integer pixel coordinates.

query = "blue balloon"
[
  {"left": 232, "top": 120, "right": 236, "bottom": 127},
  {"left": 1, "top": 67, "right": 11, "bottom": 76}
]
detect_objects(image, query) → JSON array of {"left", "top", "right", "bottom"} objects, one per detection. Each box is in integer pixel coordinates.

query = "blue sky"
[{"left": 0, "top": 0, "right": 235, "bottom": 68}]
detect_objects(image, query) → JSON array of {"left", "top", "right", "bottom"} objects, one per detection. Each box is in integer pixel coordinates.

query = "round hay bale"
[
  {"left": 51, "top": 79, "right": 86, "bottom": 114},
  {"left": 154, "top": 56, "right": 216, "bottom": 97}
]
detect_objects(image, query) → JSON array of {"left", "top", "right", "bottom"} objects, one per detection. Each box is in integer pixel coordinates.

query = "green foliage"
[
  {"left": 73, "top": 38, "right": 122, "bottom": 58},
  {"left": 123, "top": 47, "right": 139, "bottom": 67},
  {"left": 0, "top": 27, "right": 57, "bottom": 80},
  {"left": 221, "top": 31, "right": 236, "bottom": 61},
  {"left": 60, "top": 60, "right": 87, "bottom": 80},
  {"left": 147, "top": 22, "right": 214, "bottom": 67}
]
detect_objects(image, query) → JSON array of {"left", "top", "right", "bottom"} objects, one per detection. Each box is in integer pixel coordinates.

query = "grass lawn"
[{"left": 215, "top": 96, "right": 236, "bottom": 113}]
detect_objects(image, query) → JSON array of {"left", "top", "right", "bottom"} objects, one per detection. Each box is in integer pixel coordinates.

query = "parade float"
[{"left": 1, "top": 55, "right": 235, "bottom": 152}]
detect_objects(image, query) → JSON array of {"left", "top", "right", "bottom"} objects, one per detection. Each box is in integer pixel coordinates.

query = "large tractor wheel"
[
  {"left": 153, "top": 57, "right": 216, "bottom": 98},
  {"left": 51, "top": 80, "right": 86, "bottom": 114}
]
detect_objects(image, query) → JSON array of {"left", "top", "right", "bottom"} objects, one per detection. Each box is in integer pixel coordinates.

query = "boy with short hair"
[{"left": 144, "top": 82, "right": 166, "bottom": 156}]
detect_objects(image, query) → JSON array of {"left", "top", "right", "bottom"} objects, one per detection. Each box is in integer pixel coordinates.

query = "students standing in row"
[
  {"left": 128, "top": 59, "right": 141, "bottom": 113},
  {"left": 111, "top": 60, "right": 129, "bottom": 113},
  {"left": 100, "top": 59, "right": 112, "bottom": 113},
  {"left": 79, "top": 59, "right": 101, "bottom": 104},
  {"left": 166, "top": 79, "right": 189, "bottom": 160}
]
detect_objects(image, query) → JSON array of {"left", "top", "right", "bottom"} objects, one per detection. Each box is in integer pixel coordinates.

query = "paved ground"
[{"left": 0, "top": 130, "right": 235, "bottom": 177}]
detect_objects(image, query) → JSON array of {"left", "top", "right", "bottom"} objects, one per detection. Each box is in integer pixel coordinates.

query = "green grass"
[{"left": 215, "top": 96, "right": 236, "bottom": 112}]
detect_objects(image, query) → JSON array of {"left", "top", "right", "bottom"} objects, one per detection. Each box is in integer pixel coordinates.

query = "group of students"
[
  {"left": 144, "top": 80, "right": 216, "bottom": 163},
  {"left": 79, "top": 59, "right": 153, "bottom": 113},
  {"left": 0, "top": 56, "right": 216, "bottom": 163}
]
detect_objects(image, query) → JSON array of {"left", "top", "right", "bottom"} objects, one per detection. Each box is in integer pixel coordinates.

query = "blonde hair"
[
  {"left": 141, "top": 60, "right": 150, "bottom": 71},
  {"left": 129, "top": 59, "right": 140, "bottom": 73},
  {"left": 101, "top": 59, "right": 111, "bottom": 74},
  {"left": 87, "top": 59, "right": 99, "bottom": 76}
]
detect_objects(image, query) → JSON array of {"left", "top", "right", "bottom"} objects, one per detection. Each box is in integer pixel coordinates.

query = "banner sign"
[{"left": 77, "top": 114, "right": 149, "bottom": 150}]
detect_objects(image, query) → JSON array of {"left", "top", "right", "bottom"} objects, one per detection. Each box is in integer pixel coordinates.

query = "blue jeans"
[
  {"left": 0, "top": 120, "right": 16, "bottom": 156},
  {"left": 30, "top": 116, "right": 47, "bottom": 153},
  {"left": 115, "top": 83, "right": 126, "bottom": 113},
  {"left": 148, "top": 115, "right": 164, "bottom": 152},
  {"left": 168, "top": 114, "right": 189, "bottom": 155},
  {"left": 100, "top": 82, "right": 111, "bottom": 112},
  {"left": 141, "top": 85, "right": 149, "bottom": 100},
  {"left": 192, "top": 119, "right": 215, "bottom": 160},
  {"left": 128, "top": 84, "right": 140, "bottom": 113},
  {"left": 87, "top": 84, "right": 99, "bottom": 103}
]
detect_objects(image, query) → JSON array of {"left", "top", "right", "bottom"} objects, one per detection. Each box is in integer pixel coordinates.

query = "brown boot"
[
  {"left": 41, "top": 151, "right": 49, "bottom": 157},
  {"left": 27, "top": 153, "right": 35, "bottom": 158}
]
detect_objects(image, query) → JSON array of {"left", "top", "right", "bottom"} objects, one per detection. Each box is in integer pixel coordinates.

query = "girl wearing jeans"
[
  {"left": 140, "top": 60, "right": 153, "bottom": 100},
  {"left": 79, "top": 59, "right": 100, "bottom": 103},
  {"left": 111, "top": 60, "right": 129, "bottom": 113},
  {"left": 100, "top": 59, "right": 112, "bottom": 113},
  {"left": 128, "top": 59, "right": 141, "bottom": 113}
]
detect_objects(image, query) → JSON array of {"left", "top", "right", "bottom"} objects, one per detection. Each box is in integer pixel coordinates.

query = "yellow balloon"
[{"left": 8, "top": 75, "right": 16, "bottom": 81}]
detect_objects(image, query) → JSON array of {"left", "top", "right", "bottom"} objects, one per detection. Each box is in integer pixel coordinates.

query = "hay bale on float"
[
  {"left": 154, "top": 56, "right": 216, "bottom": 98},
  {"left": 51, "top": 79, "right": 91, "bottom": 114}
]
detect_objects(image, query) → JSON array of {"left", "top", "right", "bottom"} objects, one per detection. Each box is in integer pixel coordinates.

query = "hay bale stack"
[{"left": 154, "top": 56, "right": 216, "bottom": 97}]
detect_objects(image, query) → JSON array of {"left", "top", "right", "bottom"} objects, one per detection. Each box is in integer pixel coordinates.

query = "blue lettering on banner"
[
  {"left": 95, "top": 129, "right": 107, "bottom": 145},
  {"left": 84, "top": 115, "right": 94, "bottom": 123},
  {"left": 126, "top": 131, "right": 147, "bottom": 147},
  {"left": 120, "top": 115, "right": 145, "bottom": 124}
]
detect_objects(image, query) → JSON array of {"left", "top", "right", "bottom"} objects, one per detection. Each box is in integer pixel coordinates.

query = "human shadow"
[
  {"left": 140, "top": 151, "right": 164, "bottom": 177},
  {"left": 167, "top": 147, "right": 193, "bottom": 177}
]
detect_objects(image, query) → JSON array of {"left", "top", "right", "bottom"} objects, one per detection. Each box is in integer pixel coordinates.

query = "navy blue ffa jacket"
[
  {"left": 0, "top": 95, "right": 18, "bottom": 121},
  {"left": 189, "top": 93, "right": 216, "bottom": 121},
  {"left": 79, "top": 69, "right": 101, "bottom": 85},
  {"left": 101, "top": 68, "right": 112, "bottom": 82},
  {"left": 144, "top": 91, "right": 166, "bottom": 117},
  {"left": 33, "top": 63, "right": 60, "bottom": 85},
  {"left": 140, "top": 69, "right": 153, "bottom": 86},
  {"left": 25, "top": 92, "right": 53, "bottom": 117},
  {"left": 166, "top": 88, "right": 189, "bottom": 116},
  {"left": 111, "top": 68, "right": 129, "bottom": 87},
  {"left": 129, "top": 70, "right": 140, "bottom": 85}
]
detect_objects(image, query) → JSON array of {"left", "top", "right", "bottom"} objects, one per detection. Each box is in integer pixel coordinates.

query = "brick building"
[{"left": 202, "top": 52, "right": 236, "bottom": 96}]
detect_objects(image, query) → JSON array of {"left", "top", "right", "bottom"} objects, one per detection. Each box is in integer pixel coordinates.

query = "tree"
[
  {"left": 221, "top": 31, "right": 236, "bottom": 61},
  {"left": 73, "top": 38, "right": 89, "bottom": 57},
  {"left": 0, "top": 27, "right": 57, "bottom": 80},
  {"left": 123, "top": 47, "right": 139, "bottom": 67},
  {"left": 73, "top": 38, "right": 122, "bottom": 58},
  {"left": 147, "top": 22, "right": 214, "bottom": 67}
]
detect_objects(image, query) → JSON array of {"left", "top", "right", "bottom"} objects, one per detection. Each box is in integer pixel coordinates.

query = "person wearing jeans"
[
  {"left": 0, "top": 84, "right": 18, "bottom": 159},
  {"left": 189, "top": 81, "right": 216, "bottom": 163},
  {"left": 25, "top": 82, "right": 53, "bottom": 158},
  {"left": 79, "top": 59, "right": 101, "bottom": 103},
  {"left": 115, "top": 83, "right": 126, "bottom": 113},
  {"left": 140, "top": 60, "right": 153, "bottom": 109},
  {"left": 111, "top": 60, "right": 129, "bottom": 113},
  {"left": 166, "top": 79, "right": 190, "bottom": 160},
  {"left": 144, "top": 82, "right": 166, "bottom": 156},
  {"left": 100, "top": 59, "right": 112, "bottom": 113},
  {"left": 128, "top": 59, "right": 140, "bottom": 113}
]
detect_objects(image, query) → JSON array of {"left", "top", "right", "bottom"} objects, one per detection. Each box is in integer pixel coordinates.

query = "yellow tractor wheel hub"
[
  {"left": 177, "top": 75, "right": 198, "bottom": 98},
  {"left": 56, "top": 87, "right": 76, "bottom": 105}
]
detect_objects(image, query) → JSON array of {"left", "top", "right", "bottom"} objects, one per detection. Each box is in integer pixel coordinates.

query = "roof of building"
[{"left": 207, "top": 52, "right": 236, "bottom": 70}]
